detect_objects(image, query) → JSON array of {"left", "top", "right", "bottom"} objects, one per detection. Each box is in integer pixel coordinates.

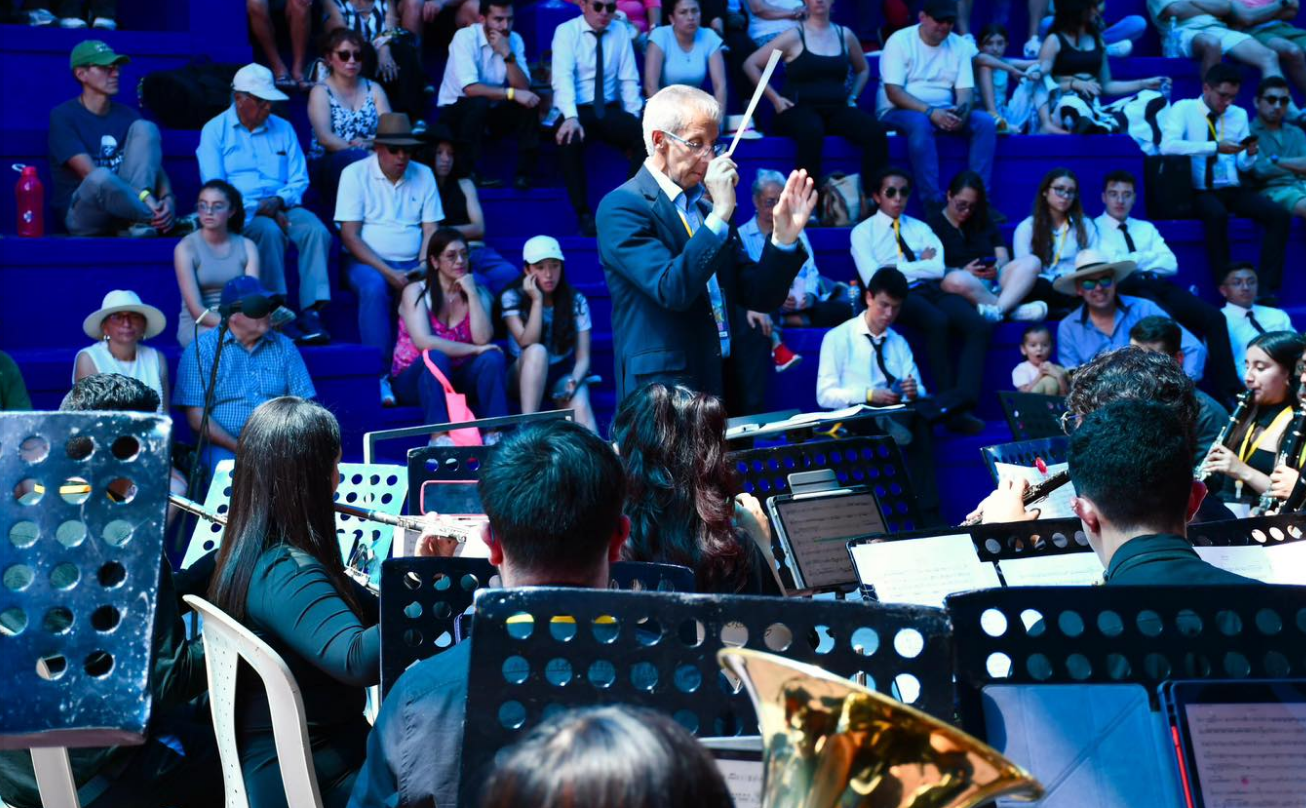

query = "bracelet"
[
  {"left": 507, "top": 87, "right": 515, "bottom": 102},
  {"left": 138, "top": 189, "right": 152, "bottom": 202}
]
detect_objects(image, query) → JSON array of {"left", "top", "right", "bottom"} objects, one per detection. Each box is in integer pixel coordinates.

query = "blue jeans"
[
  {"left": 391, "top": 349, "right": 509, "bottom": 426},
  {"left": 345, "top": 256, "right": 421, "bottom": 373},
  {"left": 470, "top": 245, "right": 519, "bottom": 296},
  {"left": 879, "top": 108, "right": 996, "bottom": 207},
  {"left": 1038, "top": 14, "right": 1147, "bottom": 44}
]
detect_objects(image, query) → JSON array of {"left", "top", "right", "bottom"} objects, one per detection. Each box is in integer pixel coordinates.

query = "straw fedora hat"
[
  {"left": 1051, "top": 248, "right": 1136, "bottom": 296},
  {"left": 83, "top": 290, "right": 167, "bottom": 340}
]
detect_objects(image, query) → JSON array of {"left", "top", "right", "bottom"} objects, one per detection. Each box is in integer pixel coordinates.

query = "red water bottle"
[{"left": 15, "top": 165, "right": 44, "bottom": 238}]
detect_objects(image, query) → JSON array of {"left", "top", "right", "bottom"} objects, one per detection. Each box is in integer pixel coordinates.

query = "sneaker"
[
  {"left": 60, "top": 16, "right": 87, "bottom": 27},
  {"left": 379, "top": 376, "right": 397, "bottom": 407},
  {"left": 1105, "top": 39, "right": 1132, "bottom": 58},
  {"left": 91, "top": 16, "right": 116, "bottom": 28},
  {"left": 28, "top": 8, "right": 57, "bottom": 24},
  {"left": 270, "top": 305, "right": 297, "bottom": 328},
  {"left": 484, "top": 431, "right": 502, "bottom": 446},
  {"left": 430, "top": 434, "right": 456, "bottom": 447},
  {"left": 1009, "top": 300, "right": 1049, "bottom": 322},
  {"left": 278, "top": 318, "right": 305, "bottom": 341},
  {"left": 121, "top": 223, "right": 158, "bottom": 238},
  {"left": 1023, "top": 35, "right": 1041, "bottom": 58},
  {"left": 412, "top": 120, "right": 427, "bottom": 135},
  {"left": 773, "top": 342, "right": 803, "bottom": 372},
  {"left": 295, "top": 309, "right": 331, "bottom": 345},
  {"left": 164, "top": 213, "right": 200, "bottom": 236},
  {"left": 977, "top": 303, "right": 1003, "bottom": 323}
]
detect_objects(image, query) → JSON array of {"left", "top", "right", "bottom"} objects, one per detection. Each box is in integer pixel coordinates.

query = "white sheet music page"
[
  {"left": 992, "top": 461, "right": 1077, "bottom": 519},
  {"left": 998, "top": 552, "right": 1104, "bottom": 586},
  {"left": 1185, "top": 702, "right": 1306, "bottom": 807},
  {"left": 714, "top": 759, "right": 763, "bottom": 808},
  {"left": 850, "top": 534, "right": 1000, "bottom": 607},
  {"left": 1265, "top": 541, "right": 1306, "bottom": 585},
  {"left": 1194, "top": 546, "right": 1276, "bottom": 582}
]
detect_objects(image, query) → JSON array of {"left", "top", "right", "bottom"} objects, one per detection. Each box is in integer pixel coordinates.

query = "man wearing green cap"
[{"left": 48, "top": 40, "right": 177, "bottom": 236}]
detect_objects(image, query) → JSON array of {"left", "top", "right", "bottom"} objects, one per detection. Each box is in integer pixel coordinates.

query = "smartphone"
[
  {"left": 978, "top": 256, "right": 998, "bottom": 268},
  {"left": 1242, "top": 134, "right": 1259, "bottom": 146}
]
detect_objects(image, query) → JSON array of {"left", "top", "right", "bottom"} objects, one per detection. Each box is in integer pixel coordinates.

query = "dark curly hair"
[
  {"left": 198, "top": 179, "right": 246, "bottom": 234},
  {"left": 1066, "top": 346, "right": 1199, "bottom": 455},
  {"left": 1030, "top": 168, "right": 1090, "bottom": 268},
  {"left": 611, "top": 383, "right": 751, "bottom": 594}
]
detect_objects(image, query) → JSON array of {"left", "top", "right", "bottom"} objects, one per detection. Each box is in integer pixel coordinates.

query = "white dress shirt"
[
  {"left": 849, "top": 210, "right": 945, "bottom": 287},
  {"left": 1160, "top": 97, "right": 1255, "bottom": 190},
  {"left": 1092, "top": 214, "right": 1177, "bottom": 277},
  {"left": 739, "top": 217, "right": 820, "bottom": 302},
  {"left": 1222, "top": 301, "right": 1295, "bottom": 378},
  {"left": 1012, "top": 215, "right": 1099, "bottom": 281},
  {"left": 438, "top": 24, "right": 531, "bottom": 107},
  {"left": 551, "top": 16, "right": 642, "bottom": 120},
  {"left": 817, "top": 315, "right": 924, "bottom": 408},
  {"left": 334, "top": 155, "right": 443, "bottom": 263}
]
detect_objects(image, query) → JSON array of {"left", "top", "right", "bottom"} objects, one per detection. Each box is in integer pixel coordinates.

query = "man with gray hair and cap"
[
  {"left": 197, "top": 63, "right": 333, "bottom": 345},
  {"left": 597, "top": 84, "right": 818, "bottom": 407},
  {"left": 49, "top": 40, "right": 179, "bottom": 237}
]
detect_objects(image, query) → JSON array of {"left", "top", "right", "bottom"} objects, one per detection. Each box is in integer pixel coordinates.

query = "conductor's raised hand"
[
  {"left": 772, "top": 169, "right": 817, "bottom": 246},
  {"left": 705, "top": 155, "right": 739, "bottom": 222}
]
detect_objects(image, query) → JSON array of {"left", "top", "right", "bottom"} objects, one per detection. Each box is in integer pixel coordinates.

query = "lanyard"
[
  {"left": 1238, "top": 406, "right": 1294, "bottom": 463},
  {"left": 675, "top": 208, "right": 694, "bottom": 237},
  {"left": 1205, "top": 113, "right": 1222, "bottom": 143},
  {"left": 1051, "top": 223, "right": 1070, "bottom": 267}
]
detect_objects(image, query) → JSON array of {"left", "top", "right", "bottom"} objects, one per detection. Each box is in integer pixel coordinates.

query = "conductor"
[{"left": 598, "top": 84, "right": 818, "bottom": 402}]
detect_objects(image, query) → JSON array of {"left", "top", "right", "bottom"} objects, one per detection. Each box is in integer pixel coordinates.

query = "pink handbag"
[{"left": 421, "top": 350, "right": 483, "bottom": 446}]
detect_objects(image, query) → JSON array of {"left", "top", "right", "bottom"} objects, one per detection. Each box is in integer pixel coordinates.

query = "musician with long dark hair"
[
  {"left": 208, "top": 397, "right": 379, "bottom": 808},
  {"left": 612, "top": 383, "right": 782, "bottom": 595},
  {"left": 1264, "top": 348, "right": 1306, "bottom": 509},
  {"left": 1202, "top": 330, "right": 1306, "bottom": 503}
]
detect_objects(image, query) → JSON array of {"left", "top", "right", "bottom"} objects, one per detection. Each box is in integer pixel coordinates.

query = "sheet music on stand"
[
  {"left": 992, "top": 461, "right": 1076, "bottom": 519},
  {"left": 725, "top": 403, "right": 906, "bottom": 441},
  {"left": 849, "top": 534, "right": 1001, "bottom": 607},
  {"left": 998, "top": 552, "right": 1104, "bottom": 586}
]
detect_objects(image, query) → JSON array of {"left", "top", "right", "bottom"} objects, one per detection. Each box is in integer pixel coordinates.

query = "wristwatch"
[{"left": 503, "top": 52, "right": 517, "bottom": 64}]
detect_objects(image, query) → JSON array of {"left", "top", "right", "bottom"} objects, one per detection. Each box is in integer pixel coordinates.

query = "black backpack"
[
  {"left": 1144, "top": 154, "right": 1196, "bottom": 220},
  {"left": 138, "top": 59, "right": 242, "bottom": 130}
]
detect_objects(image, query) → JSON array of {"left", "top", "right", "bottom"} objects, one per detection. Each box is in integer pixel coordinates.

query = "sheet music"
[
  {"left": 1184, "top": 702, "right": 1306, "bottom": 808},
  {"left": 1265, "top": 542, "right": 1306, "bottom": 585},
  {"left": 992, "top": 461, "right": 1077, "bottom": 519},
  {"left": 714, "top": 758, "right": 763, "bottom": 808},
  {"left": 849, "top": 534, "right": 1001, "bottom": 607},
  {"left": 998, "top": 552, "right": 1104, "bottom": 587},
  {"left": 1194, "top": 546, "right": 1276, "bottom": 583},
  {"left": 775, "top": 493, "right": 886, "bottom": 589}
]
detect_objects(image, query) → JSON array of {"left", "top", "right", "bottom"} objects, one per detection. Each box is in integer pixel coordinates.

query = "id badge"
[{"left": 1212, "top": 159, "right": 1231, "bottom": 187}]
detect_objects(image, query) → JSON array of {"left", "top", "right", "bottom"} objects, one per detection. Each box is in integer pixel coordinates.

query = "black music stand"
[
  {"left": 998, "top": 391, "right": 1069, "bottom": 441},
  {"left": 980, "top": 436, "right": 1070, "bottom": 484},
  {"left": 1, "top": 412, "right": 170, "bottom": 751},
  {"left": 458, "top": 588, "right": 952, "bottom": 805},
  {"left": 378, "top": 558, "right": 697, "bottom": 697},
  {"left": 1186, "top": 514, "right": 1306, "bottom": 546}
]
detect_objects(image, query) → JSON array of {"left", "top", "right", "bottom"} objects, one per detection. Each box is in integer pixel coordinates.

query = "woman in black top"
[
  {"left": 429, "top": 124, "right": 518, "bottom": 295},
  {"left": 208, "top": 397, "right": 379, "bottom": 808},
  {"left": 743, "top": 0, "right": 886, "bottom": 194},
  {"left": 926, "top": 170, "right": 1044, "bottom": 321}
]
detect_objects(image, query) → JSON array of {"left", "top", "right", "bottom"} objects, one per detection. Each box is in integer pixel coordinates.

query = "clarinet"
[
  {"left": 961, "top": 470, "right": 1070, "bottom": 526},
  {"left": 1200, "top": 390, "right": 1254, "bottom": 485},
  {"left": 1259, "top": 385, "right": 1306, "bottom": 515}
]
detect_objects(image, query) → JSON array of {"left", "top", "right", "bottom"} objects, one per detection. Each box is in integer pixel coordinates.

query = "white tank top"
[{"left": 73, "top": 341, "right": 166, "bottom": 413}]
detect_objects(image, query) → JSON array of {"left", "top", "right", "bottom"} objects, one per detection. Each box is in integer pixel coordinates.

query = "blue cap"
[{"left": 220, "top": 275, "right": 275, "bottom": 308}]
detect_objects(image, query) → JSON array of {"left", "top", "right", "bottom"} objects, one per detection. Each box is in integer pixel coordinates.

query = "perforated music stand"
[
  {"left": 377, "top": 558, "right": 696, "bottom": 698},
  {"left": 980, "top": 437, "right": 1070, "bottom": 484},
  {"left": 457, "top": 588, "right": 952, "bottom": 805},
  {"left": 1, "top": 412, "right": 171, "bottom": 751},
  {"left": 404, "top": 447, "right": 493, "bottom": 515},
  {"left": 998, "top": 391, "right": 1069, "bottom": 441},
  {"left": 1186, "top": 514, "right": 1306, "bottom": 547}
]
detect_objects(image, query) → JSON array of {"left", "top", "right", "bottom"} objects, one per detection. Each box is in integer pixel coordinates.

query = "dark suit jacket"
[{"left": 597, "top": 166, "right": 808, "bottom": 401}]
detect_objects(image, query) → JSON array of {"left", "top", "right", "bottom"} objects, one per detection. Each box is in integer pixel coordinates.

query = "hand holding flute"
[{"left": 961, "top": 475, "right": 1060, "bottom": 526}]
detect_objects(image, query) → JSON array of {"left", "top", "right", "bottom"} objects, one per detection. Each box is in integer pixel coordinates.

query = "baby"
[{"left": 1012, "top": 324, "right": 1070, "bottom": 395}]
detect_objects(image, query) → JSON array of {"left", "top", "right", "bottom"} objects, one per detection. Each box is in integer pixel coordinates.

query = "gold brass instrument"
[
  {"left": 718, "top": 648, "right": 1044, "bottom": 808},
  {"left": 168, "top": 493, "right": 479, "bottom": 543},
  {"left": 960, "top": 470, "right": 1069, "bottom": 527},
  {"left": 1200, "top": 390, "right": 1253, "bottom": 486}
]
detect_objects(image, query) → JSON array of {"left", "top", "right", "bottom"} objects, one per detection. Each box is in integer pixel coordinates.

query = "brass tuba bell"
[{"left": 718, "top": 648, "right": 1044, "bottom": 808}]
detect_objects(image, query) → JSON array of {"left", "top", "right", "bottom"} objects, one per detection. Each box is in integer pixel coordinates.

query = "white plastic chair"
[{"left": 183, "top": 596, "right": 324, "bottom": 808}]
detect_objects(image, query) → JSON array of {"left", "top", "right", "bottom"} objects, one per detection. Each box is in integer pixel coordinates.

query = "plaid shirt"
[{"left": 175, "top": 327, "right": 315, "bottom": 439}]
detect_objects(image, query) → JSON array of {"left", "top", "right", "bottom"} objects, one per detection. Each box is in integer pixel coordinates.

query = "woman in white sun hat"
[{"left": 73, "top": 289, "right": 169, "bottom": 413}]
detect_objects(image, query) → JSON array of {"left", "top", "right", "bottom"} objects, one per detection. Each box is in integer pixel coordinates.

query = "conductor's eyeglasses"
[{"left": 661, "top": 130, "right": 727, "bottom": 158}]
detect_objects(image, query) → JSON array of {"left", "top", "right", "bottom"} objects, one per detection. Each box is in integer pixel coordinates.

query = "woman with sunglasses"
[
  {"left": 174, "top": 180, "right": 261, "bottom": 347},
  {"left": 1013, "top": 167, "right": 1098, "bottom": 314},
  {"left": 308, "top": 28, "right": 393, "bottom": 210},
  {"left": 324, "top": 0, "right": 426, "bottom": 122}
]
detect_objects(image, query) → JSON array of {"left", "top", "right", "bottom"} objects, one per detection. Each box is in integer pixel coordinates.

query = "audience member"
[
  {"left": 324, "top": 0, "right": 427, "bottom": 121},
  {"left": 746, "top": 0, "right": 885, "bottom": 198},
  {"left": 552, "top": 0, "right": 646, "bottom": 236},
  {"left": 50, "top": 40, "right": 178, "bottom": 237},
  {"left": 349, "top": 419, "right": 632, "bottom": 808},
  {"left": 974, "top": 23, "right": 1044, "bottom": 134},
  {"left": 391, "top": 229, "right": 508, "bottom": 444},
  {"left": 746, "top": 0, "right": 803, "bottom": 46},
  {"left": 1130, "top": 314, "right": 1230, "bottom": 472},
  {"left": 1094, "top": 169, "right": 1242, "bottom": 401},
  {"left": 428, "top": 126, "right": 519, "bottom": 293},
  {"left": 926, "top": 170, "right": 1046, "bottom": 322},
  {"left": 1160, "top": 63, "right": 1289, "bottom": 299},
  {"left": 336, "top": 113, "right": 442, "bottom": 397},
  {"left": 1148, "top": 0, "right": 1282, "bottom": 78},
  {"left": 25, "top": 0, "right": 117, "bottom": 28},
  {"left": 1013, "top": 166, "right": 1097, "bottom": 313},
  {"left": 400, "top": 0, "right": 481, "bottom": 39},
  {"left": 1038, "top": 0, "right": 1168, "bottom": 135},
  {"left": 1069, "top": 399, "right": 1260, "bottom": 585},
  {"left": 850, "top": 167, "right": 989, "bottom": 433},
  {"left": 645, "top": 0, "right": 727, "bottom": 107},
  {"left": 437, "top": 0, "right": 540, "bottom": 188},
  {"left": 1202, "top": 329, "right": 1306, "bottom": 502},
  {"left": 208, "top": 397, "right": 377, "bottom": 808},
  {"left": 1220, "top": 262, "right": 1295, "bottom": 381},
  {"left": 1012, "top": 323, "right": 1069, "bottom": 395},
  {"left": 877, "top": 0, "right": 995, "bottom": 211},
  {"left": 1021, "top": 0, "right": 1148, "bottom": 57},
  {"left": 613, "top": 383, "right": 783, "bottom": 594},
  {"left": 1236, "top": 0, "right": 1306, "bottom": 103},
  {"left": 500, "top": 235, "right": 599, "bottom": 430},
  {"left": 1056, "top": 249, "right": 1206, "bottom": 379},
  {"left": 73, "top": 289, "right": 169, "bottom": 412},
  {"left": 1250, "top": 76, "right": 1306, "bottom": 218},
  {"left": 1267, "top": 348, "right": 1306, "bottom": 506},
  {"left": 0, "top": 351, "right": 32, "bottom": 411},
  {"left": 175, "top": 180, "right": 260, "bottom": 347},
  {"left": 198, "top": 63, "right": 333, "bottom": 344},
  {"left": 307, "top": 28, "right": 392, "bottom": 212},
  {"left": 476, "top": 706, "right": 735, "bottom": 808},
  {"left": 175, "top": 276, "right": 316, "bottom": 473},
  {"left": 247, "top": 0, "right": 313, "bottom": 89}
]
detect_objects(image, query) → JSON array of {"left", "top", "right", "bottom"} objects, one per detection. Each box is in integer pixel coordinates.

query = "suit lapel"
[{"left": 635, "top": 166, "right": 691, "bottom": 252}]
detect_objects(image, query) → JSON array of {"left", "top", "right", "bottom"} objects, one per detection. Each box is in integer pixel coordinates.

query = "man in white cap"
[
  {"left": 197, "top": 63, "right": 333, "bottom": 344},
  {"left": 1055, "top": 249, "right": 1206, "bottom": 380}
]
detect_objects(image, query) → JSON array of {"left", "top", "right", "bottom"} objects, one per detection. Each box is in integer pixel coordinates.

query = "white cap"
[
  {"left": 522, "top": 235, "right": 565, "bottom": 265},
  {"left": 232, "top": 63, "right": 289, "bottom": 102}
]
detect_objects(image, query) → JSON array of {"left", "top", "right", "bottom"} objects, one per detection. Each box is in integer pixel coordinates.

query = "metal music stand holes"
[
  {"left": 1185, "top": 514, "right": 1306, "bottom": 547},
  {"left": 405, "top": 446, "right": 490, "bottom": 514}
]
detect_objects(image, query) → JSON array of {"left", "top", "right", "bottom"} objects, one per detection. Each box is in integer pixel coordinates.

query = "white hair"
[
  {"left": 751, "top": 169, "right": 786, "bottom": 198},
  {"left": 641, "top": 85, "right": 723, "bottom": 156}
]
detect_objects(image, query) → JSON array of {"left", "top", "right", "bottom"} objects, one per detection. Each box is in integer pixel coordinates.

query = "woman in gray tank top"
[{"left": 173, "top": 180, "right": 261, "bottom": 346}]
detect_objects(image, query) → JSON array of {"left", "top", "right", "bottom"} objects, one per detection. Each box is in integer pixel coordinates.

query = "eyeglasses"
[
  {"left": 334, "top": 49, "right": 363, "bottom": 62},
  {"left": 1078, "top": 276, "right": 1114, "bottom": 291},
  {"left": 591, "top": 2, "right": 618, "bottom": 12},
  {"left": 757, "top": 197, "right": 780, "bottom": 208},
  {"left": 881, "top": 185, "right": 911, "bottom": 199},
  {"left": 952, "top": 199, "right": 975, "bottom": 212},
  {"left": 661, "top": 130, "right": 726, "bottom": 158},
  {"left": 106, "top": 312, "right": 145, "bottom": 325},
  {"left": 1059, "top": 410, "right": 1083, "bottom": 436},
  {"left": 1262, "top": 95, "right": 1292, "bottom": 106},
  {"left": 197, "top": 201, "right": 230, "bottom": 213},
  {"left": 381, "top": 144, "right": 414, "bottom": 155},
  {"left": 1050, "top": 186, "right": 1077, "bottom": 199}
]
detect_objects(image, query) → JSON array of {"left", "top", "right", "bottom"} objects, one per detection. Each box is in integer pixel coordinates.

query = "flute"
[
  {"left": 169, "top": 493, "right": 479, "bottom": 543},
  {"left": 961, "top": 469, "right": 1070, "bottom": 526}
]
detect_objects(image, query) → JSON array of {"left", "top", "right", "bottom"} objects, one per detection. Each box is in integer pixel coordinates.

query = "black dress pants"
[
  {"left": 895, "top": 281, "right": 992, "bottom": 412},
  {"left": 556, "top": 103, "right": 644, "bottom": 216},
  {"left": 439, "top": 95, "right": 539, "bottom": 180},
  {"left": 724, "top": 304, "right": 772, "bottom": 417},
  {"left": 770, "top": 103, "right": 889, "bottom": 194},
  {"left": 1193, "top": 185, "right": 1290, "bottom": 294},
  {"left": 363, "top": 38, "right": 427, "bottom": 123}
]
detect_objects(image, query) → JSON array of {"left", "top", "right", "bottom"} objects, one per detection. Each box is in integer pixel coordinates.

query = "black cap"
[{"left": 921, "top": 0, "right": 958, "bottom": 22}]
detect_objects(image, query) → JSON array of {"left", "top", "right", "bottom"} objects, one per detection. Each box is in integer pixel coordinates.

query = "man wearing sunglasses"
[
  {"left": 598, "top": 84, "right": 818, "bottom": 405},
  {"left": 1250, "top": 76, "right": 1306, "bottom": 221},
  {"left": 552, "top": 0, "right": 647, "bottom": 236},
  {"left": 1054, "top": 249, "right": 1206, "bottom": 381}
]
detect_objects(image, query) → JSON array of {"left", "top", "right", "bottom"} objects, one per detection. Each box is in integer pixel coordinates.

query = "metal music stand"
[
  {"left": 998, "top": 391, "right": 1069, "bottom": 441},
  {"left": 377, "top": 558, "right": 696, "bottom": 698},
  {"left": 363, "top": 410, "right": 572, "bottom": 464},
  {"left": 404, "top": 447, "right": 492, "bottom": 515},
  {"left": 1186, "top": 514, "right": 1306, "bottom": 546},
  {"left": 457, "top": 588, "right": 952, "bottom": 805},
  {"left": 980, "top": 437, "right": 1070, "bottom": 484},
  {"left": 1, "top": 412, "right": 170, "bottom": 754}
]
